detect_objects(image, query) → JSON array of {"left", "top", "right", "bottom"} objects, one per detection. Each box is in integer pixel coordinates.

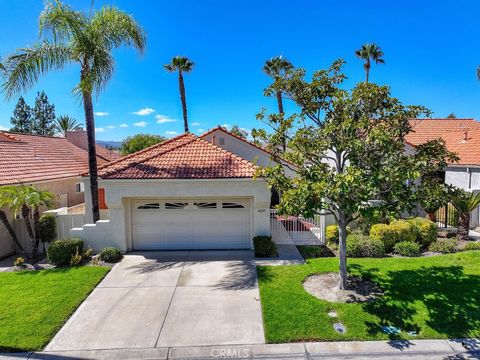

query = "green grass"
[
  {"left": 258, "top": 251, "right": 480, "bottom": 343},
  {"left": 0, "top": 266, "right": 109, "bottom": 352}
]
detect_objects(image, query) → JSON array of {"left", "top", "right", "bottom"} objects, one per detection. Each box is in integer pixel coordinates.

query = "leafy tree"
[
  {"left": 0, "top": 188, "right": 24, "bottom": 252},
  {"left": 10, "top": 96, "right": 32, "bottom": 133},
  {"left": 417, "top": 176, "right": 454, "bottom": 221},
  {"left": 164, "top": 56, "right": 194, "bottom": 133},
  {"left": 120, "top": 133, "right": 166, "bottom": 155},
  {"left": 355, "top": 43, "right": 385, "bottom": 83},
  {"left": 446, "top": 112, "right": 457, "bottom": 119},
  {"left": 230, "top": 124, "right": 248, "bottom": 139},
  {"left": 55, "top": 115, "right": 82, "bottom": 136},
  {"left": 32, "top": 91, "right": 56, "bottom": 135},
  {"left": 251, "top": 128, "right": 267, "bottom": 146},
  {"left": 451, "top": 190, "right": 480, "bottom": 241},
  {"left": 263, "top": 56, "right": 293, "bottom": 151},
  {"left": 258, "top": 60, "right": 457, "bottom": 289},
  {"left": 2, "top": 1, "right": 146, "bottom": 222}
]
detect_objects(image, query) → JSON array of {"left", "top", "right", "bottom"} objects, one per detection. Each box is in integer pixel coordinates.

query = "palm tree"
[
  {"left": 55, "top": 115, "right": 82, "bottom": 136},
  {"left": 164, "top": 56, "right": 194, "bottom": 133},
  {"left": 263, "top": 56, "right": 293, "bottom": 115},
  {"left": 26, "top": 188, "right": 54, "bottom": 257},
  {"left": 0, "top": 187, "right": 24, "bottom": 252},
  {"left": 355, "top": 43, "right": 385, "bottom": 83},
  {"left": 477, "top": 66, "right": 480, "bottom": 80},
  {"left": 451, "top": 190, "right": 480, "bottom": 241},
  {"left": 2, "top": 1, "right": 146, "bottom": 222}
]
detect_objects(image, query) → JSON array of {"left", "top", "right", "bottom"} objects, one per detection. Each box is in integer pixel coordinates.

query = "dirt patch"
[{"left": 303, "top": 272, "right": 383, "bottom": 303}]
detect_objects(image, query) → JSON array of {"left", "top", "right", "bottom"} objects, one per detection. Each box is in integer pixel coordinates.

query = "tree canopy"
[
  {"left": 230, "top": 124, "right": 248, "bottom": 139},
  {"left": 120, "top": 133, "right": 166, "bottom": 155}
]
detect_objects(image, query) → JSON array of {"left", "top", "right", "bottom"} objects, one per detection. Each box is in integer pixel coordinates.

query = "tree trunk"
[
  {"left": 364, "top": 61, "right": 370, "bottom": 83},
  {"left": 21, "top": 205, "right": 35, "bottom": 243},
  {"left": 457, "top": 212, "right": 470, "bottom": 241},
  {"left": 82, "top": 91, "right": 100, "bottom": 223},
  {"left": 178, "top": 71, "right": 188, "bottom": 133},
  {"left": 276, "top": 91, "right": 287, "bottom": 152},
  {"left": 426, "top": 212, "right": 436, "bottom": 222},
  {"left": 0, "top": 209, "right": 24, "bottom": 252},
  {"left": 32, "top": 207, "right": 41, "bottom": 258},
  {"left": 337, "top": 216, "right": 348, "bottom": 290}
]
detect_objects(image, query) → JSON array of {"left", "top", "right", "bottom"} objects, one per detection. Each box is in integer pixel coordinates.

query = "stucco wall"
[
  {"left": 445, "top": 166, "right": 480, "bottom": 191},
  {"left": 75, "top": 178, "right": 271, "bottom": 252}
]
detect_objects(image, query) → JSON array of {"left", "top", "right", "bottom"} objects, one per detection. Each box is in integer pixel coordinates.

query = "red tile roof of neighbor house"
[
  {"left": 97, "top": 133, "right": 257, "bottom": 179},
  {"left": 406, "top": 118, "right": 480, "bottom": 166},
  {"left": 0, "top": 132, "right": 114, "bottom": 185}
]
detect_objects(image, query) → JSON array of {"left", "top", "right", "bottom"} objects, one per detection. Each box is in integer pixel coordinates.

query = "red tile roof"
[
  {"left": 95, "top": 144, "right": 122, "bottom": 162},
  {"left": 97, "top": 133, "right": 257, "bottom": 179},
  {"left": 406, "top": 119, "right": 480, "bottom": 166},
  {"left": 0, "top": 132, "right": 111, "bottom": 185}
]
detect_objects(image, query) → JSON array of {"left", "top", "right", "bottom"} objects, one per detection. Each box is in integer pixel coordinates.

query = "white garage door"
[{"left": 131, "top": 199, "right": 251, "bottom": 250}]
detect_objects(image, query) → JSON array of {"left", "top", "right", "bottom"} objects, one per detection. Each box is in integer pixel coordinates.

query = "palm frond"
[
  {"left": 263, "top": 55, "right": 293, "bottom": 78},
  {"left": 164, "top": 56, "right": 194, "bottom": 73},
  {"left": 39, "top": 0, "right": 87, "bottom": 43},
  {"left": 2, "top": 42, "right": 72, "bottom": 99},
  {"left": 477, "top": 66, "right": 480, "bottom": 80},
  {"left": 91, "top": 6, "right": 146, "bottom": 53},
  {"left": 55, "top": 115, "right": 82, "bottom": 135}
]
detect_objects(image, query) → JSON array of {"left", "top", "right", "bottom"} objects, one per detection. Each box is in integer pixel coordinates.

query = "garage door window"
[
  {"left": 137, "top": 203, "right": 160, "bottom": 209},
  {"left": 194, "top": 202, "right": 217, "bottom": 209},
  {"left": 165, "top": 202, "right": 188, "bottom": 209},
  {"left": 222, "top": 202, "right": 245, "bottom": 209}
]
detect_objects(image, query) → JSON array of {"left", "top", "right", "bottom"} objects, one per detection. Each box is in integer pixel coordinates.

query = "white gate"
[{"left": 270, "top": 209, "right": 326, "bottom": 245}]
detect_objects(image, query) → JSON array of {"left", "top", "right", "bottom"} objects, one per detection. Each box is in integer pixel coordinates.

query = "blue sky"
[{"left": 0, "top": 0, "right": 479, "bottom": 141}]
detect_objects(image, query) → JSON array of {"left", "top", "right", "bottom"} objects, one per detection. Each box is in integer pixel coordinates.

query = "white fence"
[{"left": 270, "top": 209, "right": 326, "bottom": 245}]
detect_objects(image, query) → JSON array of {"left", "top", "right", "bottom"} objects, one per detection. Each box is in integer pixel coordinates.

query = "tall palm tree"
[
  {"left": 0, "top": 187, "right": 24, "bottom": 252},
  {"left": 477, "top": 66, "right": 480, "bottom": 80},
  {"left": 55, "top": 115, "right": 82, "bottom": 136},
  {"left": 2, "top": 1, "right": 146, "bottom": 222},
  {"left": 263, "top": 56, "right": 293, "bottom": 115},
  {"left": 164, "top": 56, "right": 194, "bottom": 133},
  {"left": 451, "top": 190, "right": 480, "bottom": 241},
  {"left": 355, "top": 43, "right": 385, "bottom": 83}
]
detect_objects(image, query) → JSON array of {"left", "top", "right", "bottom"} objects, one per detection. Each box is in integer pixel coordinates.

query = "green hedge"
[
  {"left": 370, "top": 220, "right": 416, "bottom": 252},
  {"left": 98, "top": 247, "right": 123, "bottom": 263},
  {"left": 429, "top": 238, "right": 457, "bottom": 254},
  {"left": 394, "top": 241, "right": 421, "bottom": 257},
  {"left": 464, "top": 242, "right": 480, "bottom": 251},
  {"left": 254, "top": 236, "right": 277, "bottom": 258},
  {"left": 405, "top": 217, "right": 437, "bottom": 246},
  {"left": 47, "top": 238, "right": 84, "bottom": 266},
  {"left": 39, "top": 214, "right": 57, "bottom": 243},
  {"left": 346, "top": 234, "right": 386, "bottom": 258}
]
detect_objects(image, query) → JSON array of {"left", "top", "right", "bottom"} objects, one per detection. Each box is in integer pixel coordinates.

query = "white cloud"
[
  {"left": 191, "top": 122, "right": 201, "bottom": 126},
  {"left": 94, "top": 112, "right": 109, "bottom": 116},
  {"left": 132, "top": 107, "right": 155, "bottom": 116},
  {"left": 0, "top": 125, "right": 8, "bottom": 131},
  {"left": 119, "top": 123, "right": 128, "bottom": 128},
  {"left": 165, "top": 130, "right": 177, "bottom": 136},
  {"left": 106, "top": 125, "right": 116, "bottom": 129},
  {"left": 133, "top": 121, "right": 148, "bottom": 127},
  {"left": 95, "top": 127, "right": 105, "bottom": 133},
  {"left": 155, "top": 114, "right": 176, "bottom": 124},
  {"left": 221, "top": 123, "right": 231, "bottom": 128},
  {"left": 197, "top": 129, "right": 205, "bottom": 133}
]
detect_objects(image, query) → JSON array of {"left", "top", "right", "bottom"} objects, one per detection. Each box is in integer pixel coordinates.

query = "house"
[
  {"left": 0, "top": 129, "right": 120, "bottom": 257},
  {"left": 405, "top": 118, "right": 480, "bottom": 228},
  {"left": 74, "top": 132, "right": 278, "bottom": 251}
]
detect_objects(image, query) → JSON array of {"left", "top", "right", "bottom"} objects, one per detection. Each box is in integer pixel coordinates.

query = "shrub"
[
  {"left": 405, "top": 217, "right": 437, "bottom": 246},
  {"left": 429, "top": 239, "right": 457, "bottom": 254},
  {"left": 463, "top": 242, "right": 480, "bottom": 251},
  {"left": 70, "top": 250, "right": 82, "bottom": 266},
  {"left": 326, "top": 224, "right": 351, "bottom": 246},
  {"left": 39, "top": 214, "right": 57, "bottom": 244},
  {"left": 370, "top": 220, "right": 416, "bottom": 252},
  {"left": 346, "top": 234, "right": 386, "bottom": 258},
  {"left": 14, "top": 257, "right": 25, "bottom": 267},
  {"left": 389, "top": 220, "right": 416, "bottom": 243},
  {"left": 98, "top": 247, "right": 123, "bottom": 263},
  {"left": 253, "top": 236, "right": 277, "bottom": 258},
  {"left": 47, "top": 238, "right": 84, "bottom": 266},
  {"left": 394, "top": 241, "right": 421, "bottom": 257},
  {"left": 297, "top": 245, "right": 335, "bottom": 259}
]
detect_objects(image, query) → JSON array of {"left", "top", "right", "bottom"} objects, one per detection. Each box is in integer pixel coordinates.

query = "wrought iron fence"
[
  {"left": 270, "top": 209, "right": 326, "bottom": 245},
  {"left": 435, "top": 203, "right": 458, "bottom": 229}
]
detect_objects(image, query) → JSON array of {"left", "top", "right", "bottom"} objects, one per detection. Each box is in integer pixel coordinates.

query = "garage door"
[{"left": 131, "top": 199, "right": 251, "bottom": 250}]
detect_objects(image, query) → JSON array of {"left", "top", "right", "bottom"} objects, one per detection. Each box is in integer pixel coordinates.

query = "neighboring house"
[
  {"left": 405, "top": 118, "right": 480, "bottom": 228},
  {"left": 0, "top": 129, "right": 120, "bottom": 257},
  {"left": 74, "top": 132, "right": 272, "bottom": 251}
]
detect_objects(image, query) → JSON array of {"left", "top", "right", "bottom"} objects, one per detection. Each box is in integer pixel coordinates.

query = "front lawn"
[
  {"left": 258, "top": 251, "right": 480, "bottom": 343},
  {"left": 0, "top": 266, "right": 109, "bottom": 352}
]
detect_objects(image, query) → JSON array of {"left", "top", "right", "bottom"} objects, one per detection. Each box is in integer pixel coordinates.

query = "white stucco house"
[{"left": 74, "top": 129, "right": 293, "bottom": 252}]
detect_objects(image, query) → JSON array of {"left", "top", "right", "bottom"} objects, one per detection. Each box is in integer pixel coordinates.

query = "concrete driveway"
[{"left": 46, "top": 251, "right": 265, "bottom": 351}]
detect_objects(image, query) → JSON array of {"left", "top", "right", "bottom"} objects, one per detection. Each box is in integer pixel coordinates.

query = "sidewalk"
[{"left": 2, "top": 339, "right": 479, "bottom": 359}]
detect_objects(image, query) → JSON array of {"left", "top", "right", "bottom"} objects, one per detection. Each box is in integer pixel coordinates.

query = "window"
[
  {"left": 219, "top": 137, "right": 225, "bottom": 145},
  {"left": 137, "top": 203, "right": 160, "bottom": 209},
  {"left": 194, "top": 202, "right": 217, "bottom": 209},
  {"left": 222, "top": 202, "right": 245, "bottom": 209},
  {"left": 165, "top": 202, "right": 188, "bottom": 209},
  {"left": 75, "top": 182, "right": 85, "bottom": 193}
]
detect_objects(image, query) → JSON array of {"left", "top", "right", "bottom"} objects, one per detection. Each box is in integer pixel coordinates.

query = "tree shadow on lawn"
[{"left": 351, "top": 264, "right": 480, "bottom": 339}]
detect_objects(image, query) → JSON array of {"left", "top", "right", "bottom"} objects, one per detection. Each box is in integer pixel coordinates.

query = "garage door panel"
[{"left": 132, "top": 199, "right": 251, "bottom": 250}]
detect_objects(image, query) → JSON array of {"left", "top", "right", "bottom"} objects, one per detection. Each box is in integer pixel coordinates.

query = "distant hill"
[{"left": 97, "top": 140, "right": 122, "bottom": 150}]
